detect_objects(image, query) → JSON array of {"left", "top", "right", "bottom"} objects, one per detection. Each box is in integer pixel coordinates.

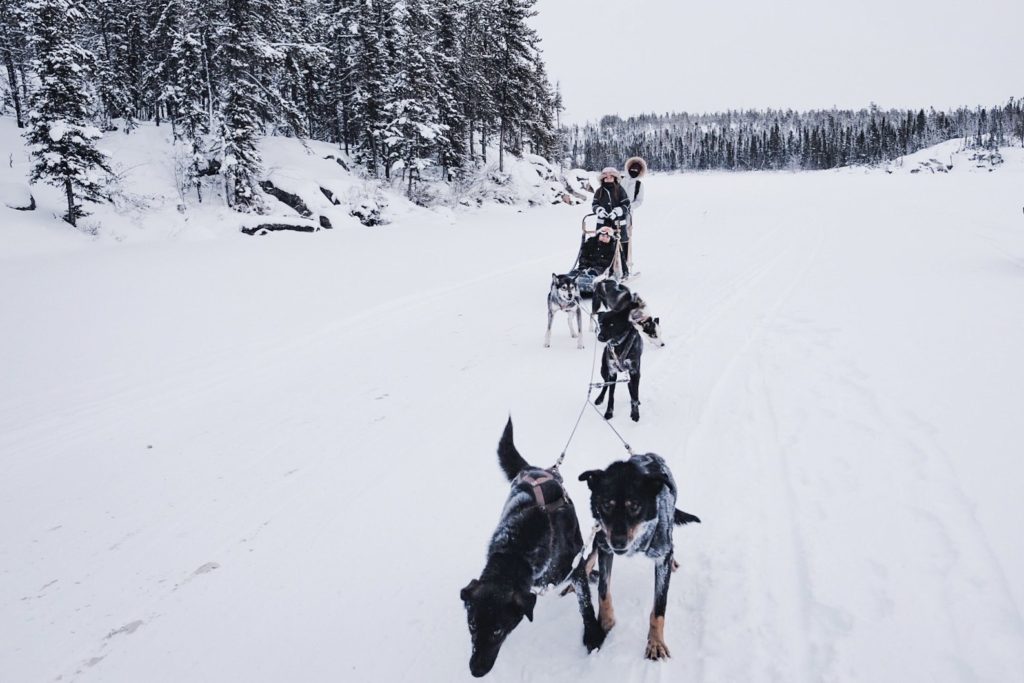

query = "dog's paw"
[
  {"left": 645, "top": 637, "right": 671, "bottom": 660},
  {"left": 630, "top": 410, "right": 639, "bottom": 422},
  {"left": 543, "top": 342, "right": 550, "bottom": 348},
  {"left": 583, "top": 622, "right": 607, "bottom": 653},
  {"left": 603, "top": 409, "right": 613, "bottom": 420}
]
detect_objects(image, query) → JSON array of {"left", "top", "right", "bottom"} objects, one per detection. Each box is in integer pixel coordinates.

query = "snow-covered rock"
[{"left": 0, "top": 181, "right": 35, "bottom": 210}]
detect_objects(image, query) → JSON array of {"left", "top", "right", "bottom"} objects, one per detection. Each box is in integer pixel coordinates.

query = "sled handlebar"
[{"left": 582, "top": 212, "right": 623, "bottom": 236}]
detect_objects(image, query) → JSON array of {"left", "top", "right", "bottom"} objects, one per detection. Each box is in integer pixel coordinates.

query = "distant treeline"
[{"left": 561, "top": 100, "right": 1024, "bottom": 171}]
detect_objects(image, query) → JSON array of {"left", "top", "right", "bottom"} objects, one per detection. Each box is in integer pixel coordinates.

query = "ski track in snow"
[{"left": 3, "top": 166, "right": 1024, "bottom": 682}]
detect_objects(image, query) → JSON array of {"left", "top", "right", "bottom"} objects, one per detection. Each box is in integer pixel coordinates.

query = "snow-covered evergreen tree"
[
  {"left": 460, "top": 0, "right": 498, "bottom": 165},
  {"left": 25, "top": 0, "right": 110, "bottom": 227},
  {"left": 91, "top": 0, "right": 140, "bottom": 130},
  {"left": 385, "top": 0, "right": 444, "bottom": 197},
  {"left": 0, "top": 0, "right": 31, "bottom": 128},
  {"left": 350, "top": 0, "right": 398, "bottom": 178},
  {"left": 492, "top": 0, "right": 541, "bottom": 171},
  {"left": 324, "top": 0, "right": 360, "bottom": 152},
  {"left": 215, "top": 0, "right": 285, "bottom": 211},
  {"left": 432, "top": 0, "right": 467, "bottom": 177},
  {"left": 150, "top": 0, "right": 212, "bottom": 200}
]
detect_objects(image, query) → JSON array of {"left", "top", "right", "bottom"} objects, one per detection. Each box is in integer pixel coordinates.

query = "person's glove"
[
  {"left": 595, "top": 207, "right": 608, "bottom": 219},
  {"left": 611, "top": 207, "right": 624, "bottom": 219}
]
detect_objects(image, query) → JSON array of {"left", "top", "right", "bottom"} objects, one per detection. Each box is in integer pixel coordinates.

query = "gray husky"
[{"left": 545, "top": 273, "right": 584, "bottom": 349}]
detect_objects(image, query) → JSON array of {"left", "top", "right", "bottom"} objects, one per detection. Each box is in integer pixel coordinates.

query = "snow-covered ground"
[{"left": 2, "top": 125, "right": 1024, "bottom": 681}]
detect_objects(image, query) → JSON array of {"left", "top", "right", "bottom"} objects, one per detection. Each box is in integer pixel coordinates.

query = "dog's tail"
[
  {"left": 674, "top": 509, "right": 701, "bottom": 525},
  {"left": 497, "top": 417, "right": 530, "bottom": 481}
]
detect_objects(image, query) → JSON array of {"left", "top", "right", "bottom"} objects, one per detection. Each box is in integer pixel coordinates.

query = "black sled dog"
[
  {"left": 591, "top": 279, "right": 664, "bottom": 348},
  {"left": 460, "top": 419, "right": 604, "bottom": 677},
  {"left": 595, "top": 297, "right": 644, "bottom": 422},
  {"left": 579, "top": 453, "right": 701, "bottom": 660},
  {"left": 545, "top": 273, "right": 584, "bottom": 349}
]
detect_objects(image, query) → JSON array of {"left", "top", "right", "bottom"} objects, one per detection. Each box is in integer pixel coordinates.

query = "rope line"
[{"left": 553, "top": 294, "right": 637, "bottom": 469}]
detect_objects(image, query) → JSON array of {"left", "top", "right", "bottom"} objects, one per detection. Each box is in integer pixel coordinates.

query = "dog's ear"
[
  {"left": 516, "top": 592, "right": 537, "bottom": 622},
  {"left": 643, "top": 472, "right": 671, "bottom": 497},
  {"left": 552, "top": 273, "right": 559, "bottom": 283},
  {"left": 654, "top": 317, "right": 660, "bottom": 325},
  {"left": 578, "top": 470, "right": 604, "bottom": 489},
  {"left": 460, "top": 579, "right": 480, "bottom": 602}
]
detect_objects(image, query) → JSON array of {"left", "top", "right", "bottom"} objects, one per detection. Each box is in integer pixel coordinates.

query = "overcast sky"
[{"left": 530, "top": 0, "right": 1023, "bottom": 124}]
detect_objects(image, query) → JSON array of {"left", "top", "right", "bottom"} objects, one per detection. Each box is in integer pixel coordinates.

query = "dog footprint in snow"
[
  {"left": 105, "top": 619, "right": 145, "bottom": 640},
  {"left": 173, "top": 561, "right": 221, "bottom": 591}
]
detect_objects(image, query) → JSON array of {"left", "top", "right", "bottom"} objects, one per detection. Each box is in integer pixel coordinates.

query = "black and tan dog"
[
  {"left": 461, "top": 419, "right": 605, "bottom": 677},
  {"left": 591, "top": 279, "right": 665, "bottom": 348},
  {"left": 595, "top": 296, "right": 644, "bottom": 422},
  {"left": 579, "top": 453, "right": 700, "bottom": 660}
]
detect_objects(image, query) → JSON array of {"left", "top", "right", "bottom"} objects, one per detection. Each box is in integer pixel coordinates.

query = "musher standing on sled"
[
  {"left": 592, "top": 167, "right": 631, "bottom": 278},
  {"left": 620, "top": 157, "right": 647, "bottom": 274}
]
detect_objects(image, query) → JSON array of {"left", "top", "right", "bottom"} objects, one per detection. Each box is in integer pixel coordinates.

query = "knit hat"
[{"left": 599, "top": 167, "right": 621, "bottom": 179}]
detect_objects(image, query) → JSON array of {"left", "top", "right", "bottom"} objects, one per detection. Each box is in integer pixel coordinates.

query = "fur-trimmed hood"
[{"left": 623, "top": 156, "right": 648, "bottom": 178}]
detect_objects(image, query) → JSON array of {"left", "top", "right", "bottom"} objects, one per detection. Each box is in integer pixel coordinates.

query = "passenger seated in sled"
[{"left": 570, "top": 223, "right": 618, "bottom": 295}]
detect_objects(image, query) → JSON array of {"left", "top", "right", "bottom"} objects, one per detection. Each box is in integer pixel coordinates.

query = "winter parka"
[
  {"left": 578, "top": 234, "right": 617, "bottom": 272},
  {"left": 620, "top": 157, "right": 647, "bottom": 213},
  {"left": 591, "top": 182, "right": 631, "bottom": 225}
]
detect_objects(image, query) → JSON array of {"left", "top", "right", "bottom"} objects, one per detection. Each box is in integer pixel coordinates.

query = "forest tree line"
[
  {"left": 0, "top": 0, "right": 561, "bottom": 223},
  {"left": 563, "top": 100, "right": 1024, "bottom": 172}
]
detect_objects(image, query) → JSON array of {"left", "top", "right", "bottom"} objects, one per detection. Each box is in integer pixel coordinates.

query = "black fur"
[
  {"left": 594, "top": 304, "right": 643, "bottom": 422},
  {"left": 578, "top": 453, "right": 700, "bottom": 660},
  {"left": 591, "top": 279, "right": 665, "bottom": 348},
  {"left": 461, "top": 419, "right": 604, "bottom": 677}
]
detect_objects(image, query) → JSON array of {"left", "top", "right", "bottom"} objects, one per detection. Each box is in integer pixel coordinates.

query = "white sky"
[{"left": 531, "top": 0, "right": 1024, "bottom": 124}]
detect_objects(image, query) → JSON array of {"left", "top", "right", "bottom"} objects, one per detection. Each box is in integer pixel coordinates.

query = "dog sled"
[{"left": 570, "top": 213, "right": 627, "bottom": 296}]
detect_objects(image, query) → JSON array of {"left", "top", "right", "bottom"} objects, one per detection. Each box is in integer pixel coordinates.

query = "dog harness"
[
  {"left": 512, "top": 469, "right": 570, "bottom": 513},
  {"left": 606, "top": 327, "right": 639, "bottom": 375}
]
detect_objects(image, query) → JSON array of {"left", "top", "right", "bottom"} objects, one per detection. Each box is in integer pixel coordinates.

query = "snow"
[
  {"left": 2, "top": 118, "right": 1024, "bottom": 681},
  {"left": 47, "top": 119, "right": 69, "bottom": 142}
]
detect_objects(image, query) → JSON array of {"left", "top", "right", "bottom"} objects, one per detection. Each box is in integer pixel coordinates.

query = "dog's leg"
[
  {"left": 604, "top": 376, "right": 616, "bottom": 420},
  {"left": 570, "top": 564, "right": 605, "bottom": 652},
  {"left": 645, "top": 553, "right": 673, "bottom": 660},
  {"left": 544, "top": 307, "right": 554, "bottom": 348},
  {"left": 597, "top": 542, "right": 616, "bottom": 632},
  {"left": 628, "top": 371, "right": 641, "bottom": 422},
  {"left": 575, "top": 307, "right": 584, "bottom": 349},
  {"left": 567, "top": 307, "right": 577, "bottom": 338},
  {"left": 594, "top": 351, "right": 610, "bottom": 406}
]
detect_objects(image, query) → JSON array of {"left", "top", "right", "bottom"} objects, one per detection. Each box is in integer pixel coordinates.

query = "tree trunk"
[
  {"left": 64, "top": 177, "right": 76, "bottom": 227},
  {"left": 499, "top": 119, "right": 505, "bottom": 172},
  {"left": 2, "top": 52, "right": 23, "bottom": 128}
]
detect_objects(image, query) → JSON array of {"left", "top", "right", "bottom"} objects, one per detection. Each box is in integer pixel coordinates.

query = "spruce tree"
[
  {"left": 350, "top": 0, "right": 398, "bottom": 178},
  {"left": 432, "top": 0, "right": 467, "bottom": 178},
  {"left": 25, "top": 0, "right": 110, "bottom": 227},
  {"left": 0, "top": 0, "right": 31, "bottom": 127},
  {"left": 216, "top": 0, "right": 287, "bottom": 211},
  {"left": 492, "top": 0, "right": 540, "bottom": 171},
  {"left": 387, "top": 0, "right": 444, "bottom": 197},
  {"left": 91, "top": 0, "right": 140, "bottom": 130}
]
